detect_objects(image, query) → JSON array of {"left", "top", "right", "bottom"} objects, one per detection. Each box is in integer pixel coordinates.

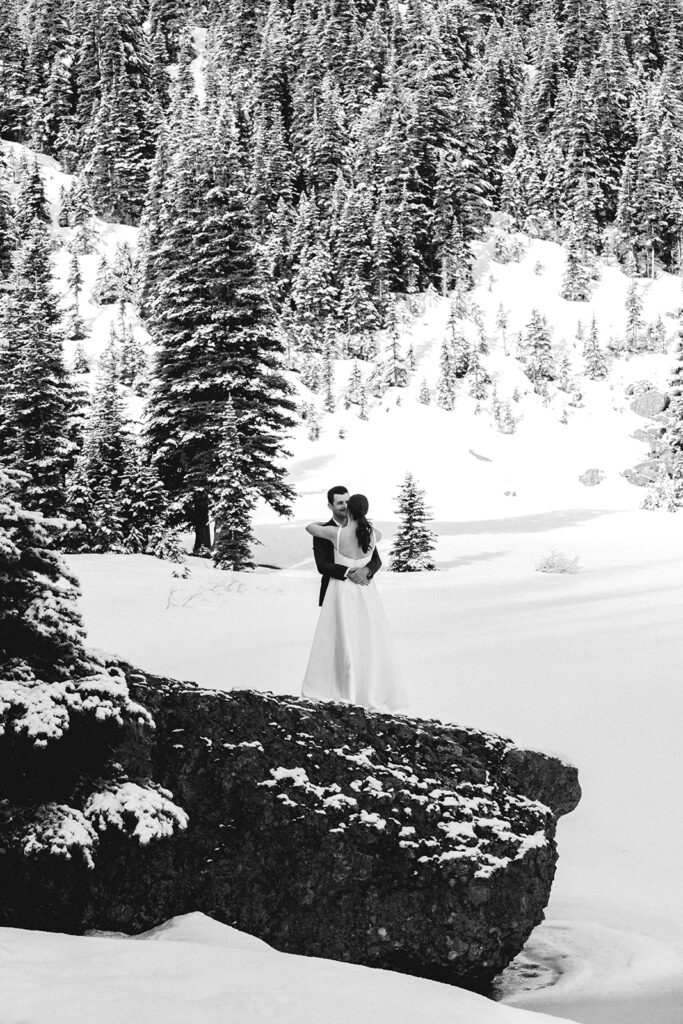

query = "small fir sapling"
[{"left": 390, "top": 473, "right": 437, "bottom": 572}]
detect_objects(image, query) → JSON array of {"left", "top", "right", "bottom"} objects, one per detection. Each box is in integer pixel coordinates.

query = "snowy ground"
[
  {"left": 50, "top": 503, "right": 683, "bottom": 1024},
  {"left": 1, "top": 913, "right": 573, "bottom": 1024}
]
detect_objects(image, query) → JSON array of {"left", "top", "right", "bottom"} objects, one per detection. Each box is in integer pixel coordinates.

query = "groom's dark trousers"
[{"left": 313, "top": 518, "right": 382, "bottom": 606}]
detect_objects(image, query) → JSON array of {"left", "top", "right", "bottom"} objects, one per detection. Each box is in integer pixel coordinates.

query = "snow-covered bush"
[{"left": 535, "top": 550, "right": 581, "bottom": 574}]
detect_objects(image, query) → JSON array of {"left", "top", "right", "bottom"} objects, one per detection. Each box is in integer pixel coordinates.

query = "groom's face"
[{"left": 328, "top": 492, "right": 349, "bottom": 524}]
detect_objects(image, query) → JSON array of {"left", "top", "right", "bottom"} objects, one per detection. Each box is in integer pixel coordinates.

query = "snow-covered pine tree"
[
  {"left": 390, "top": 473, "right": 437, "bottom": 572},
  {"left": 406, "top": 343, "right": 415, "bottom": 375},
  {"left": 211, "top": 398, "right": 257, "bottom": 571},
  {"left": 117, "top": 443, "right": 167, "bottom": 552},
  {"left": 145, "top": 106, "right": 295, "bottom": 551},
  {"left": 561, "top": 221, "right": 593, "bottom": 301},
  {"left": 436, "top": 338, "right": 456, "bottom": 410},
  {"left": 13, "top": 157, "right": 50, "bottom": 237},
  {"left": 467, "top": 348, "right": 490, "bottom": 402},
  {"left": 118, "top": 316, "right": 148, "bottom": 395},
  {"left": 0, "top": 173, "right": 14, "bottom": 278},
  {"left": 93, "top": 256, "right": 118, "bottom": 305},
  {"left": 110, "top": 242, "right": 138, "bottom": 307},
  {"left": 523, "top": 308, "right": 555, "bottom": 391},
  {"left": 0, "top": 224, "right": 70, "bottom": 516},
  {"left": 384, "top": 299, "right": 407, "bottom": 387},
  {"left": 57, "top": 184, "right": 72, "bottom": 228},
  {"left": 418, "top": 379, "right": 431, "bottom": 405},
  {"left": 584, "top": 316, "right": 608, "bottom": 380},
  {"left": 72, "top": 334, "right": 132, "bottom": 549},
  {"left": 495, "top": 304, "right": 510, "bottom": 355},
  {"left": 0, "top": 466, "right": 187, "bottom": 872},
  {"left": 80, "top": 1, "right": 160, "bottom": 224},
  {"left": 67, "top": 254, "right": 83, "bottom": 308},
  {"left": 625, "top": 280, "right": 645, "bottom": 351},
  {"left": 322, "top": 345, "right": 336, "bottom": 413},
  {"left": 556, "top": 351, "right": 573, "bottom": 391},
  {"left": 72, "top": 340, "right": 90, "bottom": 374},
  {"left": 307, "top": 408, "right": 321, "bottom": 441},
  {"left": 69, "top": 178, "right": 98, "bottom": 255},
  {"left": 346, "top": 362, "right": 365, "bottom": 406}
]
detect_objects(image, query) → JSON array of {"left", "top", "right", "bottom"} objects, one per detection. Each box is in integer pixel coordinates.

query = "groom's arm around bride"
[{"left": 313, "top": 525, "right": 382, "bottom": 606}]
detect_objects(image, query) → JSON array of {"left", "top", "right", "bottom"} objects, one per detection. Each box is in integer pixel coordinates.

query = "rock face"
[{"left": 2, "top": 667, "right": 580, "bottom": 992}]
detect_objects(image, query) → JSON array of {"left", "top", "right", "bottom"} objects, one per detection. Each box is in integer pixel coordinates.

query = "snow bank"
[{"left": 0, "top": 912, "right": 572, "bottom": 1024}]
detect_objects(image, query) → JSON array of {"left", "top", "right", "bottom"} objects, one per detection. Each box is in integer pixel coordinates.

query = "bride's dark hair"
[{"left": 347, "top": 493, "right": 373, "bottom": 553}]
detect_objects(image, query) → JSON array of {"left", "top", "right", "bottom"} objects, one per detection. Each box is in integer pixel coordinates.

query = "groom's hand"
[{"left": 348, "top": 567, "right": 371, "bottom": 586}]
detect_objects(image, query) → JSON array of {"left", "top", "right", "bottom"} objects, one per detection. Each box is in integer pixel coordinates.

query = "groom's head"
[{"left": 327, "top": 485, "right": 349, "bottom": 524}]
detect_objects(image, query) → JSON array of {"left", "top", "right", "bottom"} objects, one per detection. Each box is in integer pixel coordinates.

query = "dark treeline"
[{"left": 2, "top": 0, "right": 683, "bottom": 552}]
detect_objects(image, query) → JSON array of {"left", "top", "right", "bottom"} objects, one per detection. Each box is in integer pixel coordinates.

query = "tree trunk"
[{"left": 192, "top": 492, "right": 212, "bottom": 553}]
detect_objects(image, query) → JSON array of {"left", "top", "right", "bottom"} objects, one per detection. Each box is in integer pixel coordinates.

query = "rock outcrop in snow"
[{"left": 2, "top": 664, "right": 580, "bottom": 991}]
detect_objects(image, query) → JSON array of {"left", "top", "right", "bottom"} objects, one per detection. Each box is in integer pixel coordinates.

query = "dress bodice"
[{"left": 333, "top": 525, "right": 374, "bottom": 568}]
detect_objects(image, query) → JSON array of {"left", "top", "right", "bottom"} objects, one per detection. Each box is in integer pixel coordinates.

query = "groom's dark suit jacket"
[{"left": 313, "top": 517, "right": 382, "bottom": 606}]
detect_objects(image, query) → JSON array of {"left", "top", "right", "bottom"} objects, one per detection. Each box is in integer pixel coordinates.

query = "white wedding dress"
[{"left": 302, "top": 529, "right": 409, "bottom": 714}]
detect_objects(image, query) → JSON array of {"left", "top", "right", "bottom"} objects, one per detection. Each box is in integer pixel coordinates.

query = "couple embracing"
[{"left": 301, "top": 486, "right": 409, "bottom": 715}]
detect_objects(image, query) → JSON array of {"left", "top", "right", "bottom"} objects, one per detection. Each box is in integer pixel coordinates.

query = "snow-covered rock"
[{"left": 1, "top": 666, "right": 580, "bottom": 992}]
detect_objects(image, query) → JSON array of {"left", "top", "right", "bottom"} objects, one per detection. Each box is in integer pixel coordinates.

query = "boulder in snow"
[
  {"left": 1, "top": 667, "right": 581, "bottom": 993},
  {"left": 629, "top": 390, "right": 669, "bottom": 418}
]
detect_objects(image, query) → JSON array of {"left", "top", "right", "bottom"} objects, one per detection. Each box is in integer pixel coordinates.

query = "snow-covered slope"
[{"left": 3, "top": 139, "right": 679, "bottom": 527}]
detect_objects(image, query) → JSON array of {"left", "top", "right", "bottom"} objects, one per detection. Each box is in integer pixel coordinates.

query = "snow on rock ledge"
[{"left": 8, "top": 666, "right": 581, "bottom": 991}]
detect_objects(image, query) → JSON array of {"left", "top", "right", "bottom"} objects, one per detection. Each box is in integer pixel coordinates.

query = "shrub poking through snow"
[
  {"left": 0, "top": 467, "right": 186, "bottom": 866},
  {"left": 535, "top": 549, "right": 581, "bottom": 574}
]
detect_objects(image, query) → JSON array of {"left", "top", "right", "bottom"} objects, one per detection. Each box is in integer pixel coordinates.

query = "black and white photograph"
[{"left": 0, "top": 1, "right": 682, "bottom": 1021}]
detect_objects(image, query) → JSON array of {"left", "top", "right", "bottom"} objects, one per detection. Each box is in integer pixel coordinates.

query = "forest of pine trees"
[{"left": 3, "top": 0, "right": 683, "bottom": 551}]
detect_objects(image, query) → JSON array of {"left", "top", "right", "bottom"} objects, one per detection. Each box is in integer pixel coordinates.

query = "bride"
[{"left": 302, "top": 493, "right": 409, "bottom": 714}]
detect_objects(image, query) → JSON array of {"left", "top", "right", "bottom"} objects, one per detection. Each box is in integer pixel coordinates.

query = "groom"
[{"left": 313, "top": 485, "right": 382, "bottom": 606}]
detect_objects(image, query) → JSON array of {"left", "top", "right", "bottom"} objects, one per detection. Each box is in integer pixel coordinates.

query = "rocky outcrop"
[{"left": 2, "top": 666, "right": 580, "bottom": 992}]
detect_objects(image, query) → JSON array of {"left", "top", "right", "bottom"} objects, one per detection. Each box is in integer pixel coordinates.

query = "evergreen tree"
[
  {"left": 495, "top": 303, "right": 510, "bottom": 355},
  {"left": 93, "top": 256, "right": 118, "bottom": 304},
  {"left": 81, "top": 335, "right": 130, "bottom": 500},
  {"left": 322, "top": 344, "right": 336, "bottom": 413},
  {"left": 390, "top": 472, "right": 437, "bottom": 572},
  {"left": 211, "top": 398, "right": 257, "bottom": 570},
  {"left": 418, "top": 378, "right": 431, "bottom": 404},
  {"left": 145, "top": 108, "right": 295, "bottom": 550},
  {"left": 0, "top": 466, "right": 186, "bottom": 869},
  {"left": 436, "top": 337, "right": 456, "bottom": 410},
  {"left": 0, "top": 225, "right": 70, "bottom": 515},
  {"left": 523, "top": 308, "right": 555, "bottom": 390},
  {"left": 584, "top": 316, "right": 608, "bottom": 379},
  {"left": 80, "top": 1, "right": 161, "bottom": 224},
  {"left": 72, "top": 340, "right": 90, "bottom": 374},
  {"left": 625, "top": 279, "right": 645, "bottom": 351},
  {"left": 0, "top": 170, "right": 14, "bottom": 278},
  {"left": 384, "top": 300, "right": 407, "bottom": 387},
  {"left": 67, "top": 254, "right": 83, "bottom": 308},
  {"left": 561, "top": 221, "right": 593, "bottom": 301},
  {"left": 14, "top": 157, "right": 50, "bottom": 237},
  {"left": 467, "top": 348, "right": 490, "bottom": 402}
]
